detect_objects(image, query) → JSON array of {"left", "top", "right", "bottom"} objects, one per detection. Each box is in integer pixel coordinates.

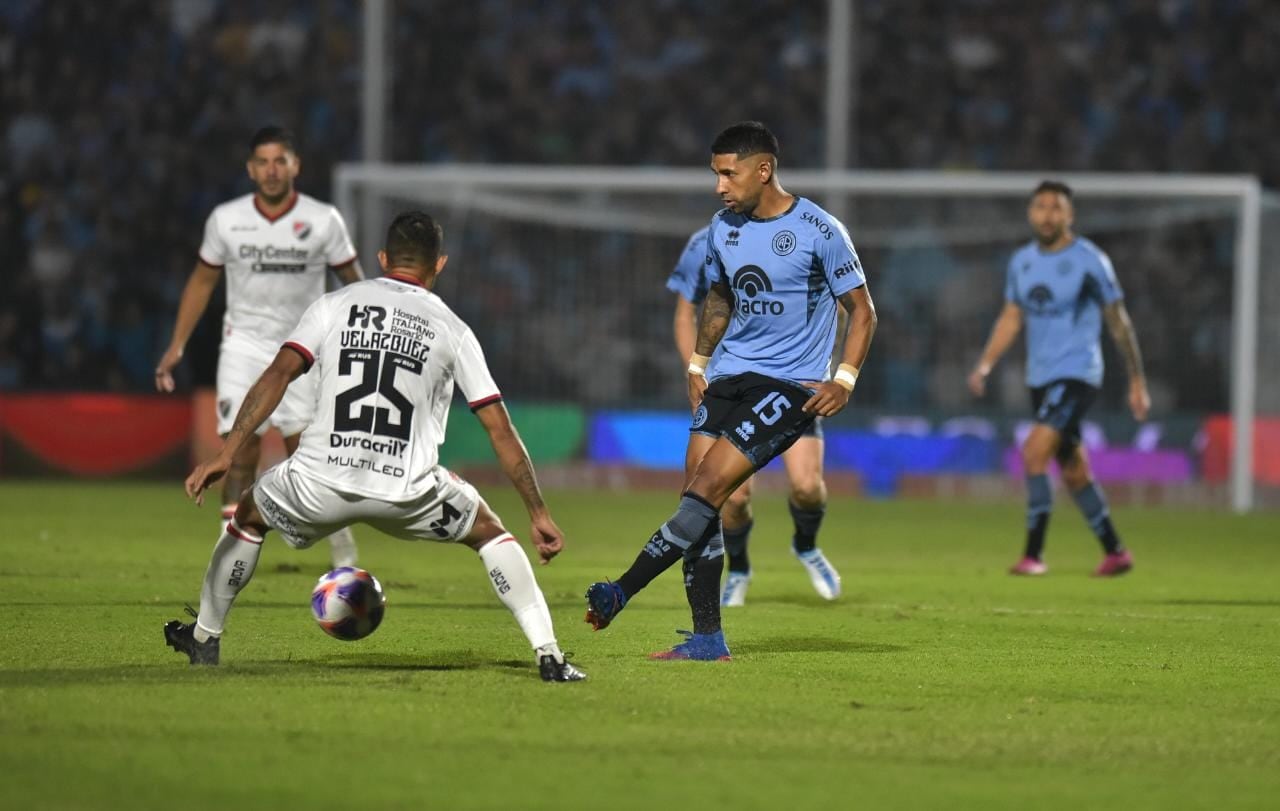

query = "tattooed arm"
[
  {"left": 184, "top": 347, "right": 306, "bottom": 502},
  {"left": 1104, "top": 301, "right": 1151, "bottom": 420},
  {"left": 687, "top": 280, "right": 733, "bottom": 409},
  {"left": 694, "top": 280, "right": 733, "bottom": 356},
  {"left": 475, "top": 401, "right": 563, "bottom": 563}
]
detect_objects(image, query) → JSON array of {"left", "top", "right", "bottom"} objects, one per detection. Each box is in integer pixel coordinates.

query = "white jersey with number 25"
[{"left": 281, "top": 274, "right": 501, "bottom": 501}]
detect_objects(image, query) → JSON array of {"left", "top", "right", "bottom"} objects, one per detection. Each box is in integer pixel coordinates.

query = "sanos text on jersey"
[
  {"left": 239, "top": 244, "right": 309, "bottom": 273},
  {"left": 801, "top": 211, "right": 834, "bottom": 240}
]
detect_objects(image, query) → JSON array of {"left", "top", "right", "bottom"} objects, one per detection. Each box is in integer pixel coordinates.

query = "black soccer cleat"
[
  {"left": 539, "top": 654, "right": 586, "bottom": 682},
  {"left": 163, "top": 617, "right": 220, "bottom": 666}
]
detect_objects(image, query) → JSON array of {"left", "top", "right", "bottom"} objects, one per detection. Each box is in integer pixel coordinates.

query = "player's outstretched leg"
[
  {"left": 326, "top": 526, "right": 359, "bottom": 569},
  {"left": 164, "top": 517, "right": 264, "bottom": 665},
  {"left": 466, "top": 505, "right": 584, "bottom": 682},
  {"left": 585, "top": 493, "right": 720, "bottom": 630}
]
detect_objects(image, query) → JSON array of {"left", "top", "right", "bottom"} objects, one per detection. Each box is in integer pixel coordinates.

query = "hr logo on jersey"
[
  {"left": 735, "top": 420, "right": 756, "bottom": 441},
  {"left": 293, "top": 220, "right": 312, "bottom": 241},
  {"left": 732, "top": 265, "right": 784, "bottom": 315},
  {"left": 347, "top": 305, "right": 387, "bottom": 331},
  {"left": 726, "top": 229, "right": 740, "bottom": 246},
  {"left": 772, "top": 230, "right": 796, "bottom": 256}
]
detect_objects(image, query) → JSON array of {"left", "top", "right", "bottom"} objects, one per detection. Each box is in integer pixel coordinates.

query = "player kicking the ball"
[
  {"left": 585, "top": 122, "right": 876, "bottom": 659},
  {"left": 164, "top": 211, "right": 585, "bottom": 682}
]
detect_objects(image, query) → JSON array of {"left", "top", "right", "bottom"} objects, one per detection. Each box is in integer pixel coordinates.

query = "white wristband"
[
  {"left": 833, "top": 365, "right": 859, "bottom": 392},
  {"left": 688, "top": 353, "right": 710, "bottom": 377}
]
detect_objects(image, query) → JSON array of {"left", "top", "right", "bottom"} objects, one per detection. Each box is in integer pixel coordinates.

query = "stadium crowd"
[{"left": 2, "top": 0, "right": 1274, "bottom": 414}]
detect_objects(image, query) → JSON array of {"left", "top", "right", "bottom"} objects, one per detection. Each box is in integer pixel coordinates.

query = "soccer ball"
[{"left": 310, "top": 567, "right": 386, "bottom": 641}]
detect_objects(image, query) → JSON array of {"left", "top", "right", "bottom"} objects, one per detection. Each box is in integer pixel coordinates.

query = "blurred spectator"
[{"left": 1, "top": 0, "right": 1272, "bottom": 418}]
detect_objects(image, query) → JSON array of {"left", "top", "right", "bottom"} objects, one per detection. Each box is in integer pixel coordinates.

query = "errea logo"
[{"left": 725, "top": 229, "right": 740, "bottom": 247}]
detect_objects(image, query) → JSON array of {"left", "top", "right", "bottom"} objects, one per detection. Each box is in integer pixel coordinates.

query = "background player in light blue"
[
  {"left": 586, "top": 122, "right": 877, "bottom": 660},
  {"left": 669, "top": 226, "right": 843, "bottom": 606},
  {"left": 969, "top": 180, "right": 1151, "bottom": 577}
]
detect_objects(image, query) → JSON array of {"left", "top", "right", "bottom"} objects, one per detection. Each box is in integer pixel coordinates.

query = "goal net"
[{"left": 335, "top": 165, "right": 1278, "bottom": 512}]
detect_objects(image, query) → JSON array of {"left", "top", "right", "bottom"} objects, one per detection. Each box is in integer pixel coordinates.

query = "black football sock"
[
  {"left": 723, "top": 520, "right": 753, "bottom": 574},
  {"left": 1024, "top": 473, "right": 1052, "bottom": 560},
  {"left": 684, "top": 521, "right": 725, "bottom": 635},
  {"left": 1072, "top": 482, "right": 1124, "bottom": 555},
  {"left": 616, "top": 494, "right": 718, "bottom": 599},
  {"left": 789, "top": 501, "right": 826, "bottom": 554}
]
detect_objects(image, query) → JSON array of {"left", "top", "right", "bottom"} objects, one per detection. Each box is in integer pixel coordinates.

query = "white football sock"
[
  {"left": 219, "top": 504, "right": 237, "bottom": 535},
  {"left": 477, "top": 534, "right": 557, "bottom": 654},
  {"left": 326, "top": 525, "right": 359, "bottom": 568},
  {"left": 195, "top": 519, "right": 263, "bottom": 641}
]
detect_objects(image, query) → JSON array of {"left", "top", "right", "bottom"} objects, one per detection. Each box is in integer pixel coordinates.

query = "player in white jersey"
[
  {"left": 163, "top": 210, "right": 586, "bottom": 682},
  {"left": 155, "top": 127, "right": 363, "bottom": 568}
]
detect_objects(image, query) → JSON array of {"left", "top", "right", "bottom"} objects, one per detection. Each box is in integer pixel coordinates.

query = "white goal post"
[{"left": 334, "top": 165, "right": 1267, "bottom": 512}]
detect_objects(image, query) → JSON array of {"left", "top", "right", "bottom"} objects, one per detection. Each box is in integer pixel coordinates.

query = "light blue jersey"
[
  {"left": 665, "top": 226, "right": 712, "bottom": 305},
  {"left": 703, "top": 197, "right": 865, "bottom": 385},
  {"left": 1005, "top": 236, "right": 1123, "bottom": 388}
]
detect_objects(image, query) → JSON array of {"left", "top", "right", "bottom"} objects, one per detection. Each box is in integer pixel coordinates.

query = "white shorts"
[
  {"left": 252, "top": 458, "right": 482, "bottom": 548},
  {"left": 216, "top": 339, "right": 319, "bottom": 437}
]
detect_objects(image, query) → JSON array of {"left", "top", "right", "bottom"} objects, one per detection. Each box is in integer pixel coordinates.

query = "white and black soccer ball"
[{"left": 310, "top": 567, "right": 386, "bottom": 641}]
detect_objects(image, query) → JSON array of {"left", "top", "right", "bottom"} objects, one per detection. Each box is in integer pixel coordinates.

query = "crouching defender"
[{"left": 165, "top": 210, "right": 584, "bottom": 682}]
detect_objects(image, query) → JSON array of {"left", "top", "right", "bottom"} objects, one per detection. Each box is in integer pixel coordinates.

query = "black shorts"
[
  {"left": 691, "top": 372, "right": 818, "bottom": 468},
  {"left": 1030, "top": 379, "right": 1098, "bottom": 462}
]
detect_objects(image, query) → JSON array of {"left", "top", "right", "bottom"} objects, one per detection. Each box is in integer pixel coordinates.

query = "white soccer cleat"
[
  {"left": 794, "top": 547, "right": 841, "bottom": 600},
  {"left": 721, "top": 571, "right": 751, "bottom": 607}
]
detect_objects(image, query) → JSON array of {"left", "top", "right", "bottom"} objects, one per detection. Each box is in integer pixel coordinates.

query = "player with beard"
[
  {"left": 156, "top": 127, "right": 363, "bottom": 568},
  {"left": 585, "top": 122, "right": 877, "bottom": 660},
  {"left": 968, "top": 180, "right": 1150, "bottom": 577}
]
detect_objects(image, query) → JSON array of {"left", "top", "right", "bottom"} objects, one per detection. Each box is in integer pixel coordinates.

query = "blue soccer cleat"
[
  {"left": 584, "top": 581, "right": 627, "bottom": 630},
  {"left": 649, "top": 629, "right": 731, "bottom": 661}
]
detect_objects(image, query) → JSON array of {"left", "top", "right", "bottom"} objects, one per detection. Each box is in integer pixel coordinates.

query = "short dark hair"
[
  {"left": 1032, "top": 180, "right": 1073, "bottom": 201},
  {"left": 385, "top": 210, "right": 444, "bottom": 268},
  {"left": 711, "top": 121, "right": 779, "bottom": 159},
  {"left": 249, "top": 126, "right": 298, "bottom": 154}
]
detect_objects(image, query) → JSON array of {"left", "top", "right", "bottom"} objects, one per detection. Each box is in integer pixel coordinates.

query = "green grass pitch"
[{"left": 1, "top": 481, "right": 1278, "bottom": 810}]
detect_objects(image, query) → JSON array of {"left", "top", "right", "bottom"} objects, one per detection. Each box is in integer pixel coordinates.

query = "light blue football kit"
[{"left": 1004, "top": 237, "right": 1123, "bottom": 388}]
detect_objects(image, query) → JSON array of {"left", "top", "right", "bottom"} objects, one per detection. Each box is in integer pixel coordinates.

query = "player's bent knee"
[
  {"left": 461, "top": 501, "right": 506, "bottom": 551},
  {"left": 233, "top": 492, "right": 270, "bottom": 538},
  {"left": 723, "top": 487, "right": 752, "bottom": 522},
  {"left": 790, "top": 478, "right": 826, "bottom": 509}
]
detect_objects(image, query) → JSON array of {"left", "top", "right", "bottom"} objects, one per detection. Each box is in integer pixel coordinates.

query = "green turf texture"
[{"left": 1, "top": 481, "right": 1277, "bottom": 810}]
